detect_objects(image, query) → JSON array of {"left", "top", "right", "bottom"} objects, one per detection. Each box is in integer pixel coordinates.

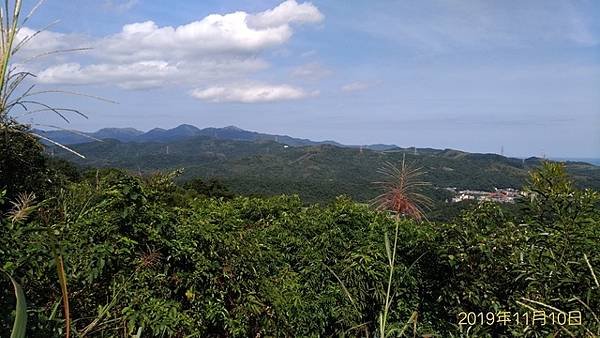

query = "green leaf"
[
  {"left": 2, "top": 271, "right": 27, "bottom": 338},
  {"left": 384, "top": 232, "right": 391, "bottom": 265}
]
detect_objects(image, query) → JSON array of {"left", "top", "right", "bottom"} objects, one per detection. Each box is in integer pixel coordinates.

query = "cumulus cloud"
[
  {"left": 16, "top": 27, "right": 87, "bottom": 60},
  {"left": 93, "top": 1, "right": 322, "bottom": 62},
  {"left": 38, "top": 61, "right": 178, "bottom": 89},
  {"left": 247, "top": 0, "right": 324, "bottom": 29},
  {"left": 95, "top": 17, "right": 290, "bottom": 62},
  {"left": 37, "top": 58, "right": 268, "bottom": 89},
  {"left": 29, "top": 0, "right": 323, "bottom": 63},
  {"left": 23, "top": 0, "right": 323, "bottom": 101},
  {"left": 191, "top": 84, "right": 314, "bottom": 103}
]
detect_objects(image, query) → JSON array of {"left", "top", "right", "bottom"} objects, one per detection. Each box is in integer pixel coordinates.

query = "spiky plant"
[
  {"left": 0, "top": 2, "right": 98, "bottom": 337},
  {"left": 0, "top": 0, "right": 108, "bottom": 158},
  {"left": 7, "top": 191, "right": 36, "bottom": 223},
  {"left": 371, "top": 157, "right": 431, "bottom": 337},
  {"left": 372, "top": 156, "right": 432, "bottom": 221}
]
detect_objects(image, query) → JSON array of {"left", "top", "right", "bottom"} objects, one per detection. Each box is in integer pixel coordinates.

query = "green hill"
[{"left": 49, "top": 137, "right": 600, "bottom": 205}]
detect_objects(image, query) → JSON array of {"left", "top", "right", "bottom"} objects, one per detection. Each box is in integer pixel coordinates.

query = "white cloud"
[
  {"left": 21, "top": 1, "right": 323, "bottom": 98},
  {"left": 95, "top": 16, "right": 292, "bottom": 62},
  {"left": 191, "top": 83, "right": 314, "bottom": 103},
  {"left": 247, "top": 0, "right": 324, "bottom": 29},
  {"left": 16, "top": 27, "right": 87, "bottom": 60},
  {"left": 38, "top": 61, "right": 178, "bottom": 89},
  {"left": 37, "top": 58, "right": 268, "bottom": 89},
  {"left": 78, "top": 1, "right": 322, "bottom": 63}
]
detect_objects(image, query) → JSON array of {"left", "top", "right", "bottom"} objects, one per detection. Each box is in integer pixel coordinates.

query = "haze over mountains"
[{"left": 36, "top": 124, "right": 398, "bottom": 150}]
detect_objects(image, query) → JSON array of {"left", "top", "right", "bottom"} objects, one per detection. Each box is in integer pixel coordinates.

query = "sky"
[{"left": 12, "top": 0, "right": 600, "bottom": 158}]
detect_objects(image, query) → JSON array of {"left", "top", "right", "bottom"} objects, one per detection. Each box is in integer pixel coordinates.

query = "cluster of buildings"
[{"left": 445, "top": 187, "right": 523, "bottom": 204}]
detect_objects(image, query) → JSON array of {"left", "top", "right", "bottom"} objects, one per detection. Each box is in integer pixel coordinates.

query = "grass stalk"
[
  {"left": 584, "top": 253, "right": 599, "bottom": 288},
  {"left": 379, "top": 222, "right": 399, "bottom": 337},
  {"left": 49, "top": 234, "right": 71, "bottom": 338}
]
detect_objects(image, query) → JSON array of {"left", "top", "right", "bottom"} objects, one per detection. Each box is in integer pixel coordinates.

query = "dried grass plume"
[{"left": 372, "top": 156, "right": 432, "bottom": 221}]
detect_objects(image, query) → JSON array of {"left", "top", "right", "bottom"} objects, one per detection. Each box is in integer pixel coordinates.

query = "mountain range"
[
  {"left": 35, "top": 124, "right": 398, "bottom": 150},
  {"left": 47, "top": 126, "right": 600, "bottom": 207}
]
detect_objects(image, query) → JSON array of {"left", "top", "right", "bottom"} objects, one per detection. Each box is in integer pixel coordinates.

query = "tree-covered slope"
[{"left": 50, "top": 137, "right": 600, "bottom": 203}]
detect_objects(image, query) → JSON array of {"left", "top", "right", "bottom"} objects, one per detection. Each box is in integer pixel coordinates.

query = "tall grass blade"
[
  {"left": 14, "top": 19, "right": 61, "bottom": 53},
  {"left": 22, "top": 47, "right": 91, "bottom": 63},
  {"left": 22, "top": 0, "right": 45, "bottom": 24},
  {"left": 55, "top": 255, "right": 71, "bottom": 338},
  {"left": 31, "top": 123, "right": 104, "bottom": 142},
  {"left": 324, "top": 264, "right": 355, "bottom": 305},
  {"left": 29, "top": 131, "right": 86, "bottom": 158},
  {"left": 584, "top": 253, "right": 599, "bottom": 288},
  {"left": 1, "top": 271, "right": 27, "bottom": 338},
  {"left": 386, "top": 311, "right": 418, "bottom": 338},
  {"left": 24, "top": 89, "right": 119, "bottom": 104}
]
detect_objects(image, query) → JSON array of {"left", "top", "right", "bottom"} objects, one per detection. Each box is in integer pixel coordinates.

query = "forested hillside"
[
  {"left": 50, "top": 136, "right": 600, "bottom": 204},
  {"left": 35, "top": 124, "right": 350, "bottom": 148}
]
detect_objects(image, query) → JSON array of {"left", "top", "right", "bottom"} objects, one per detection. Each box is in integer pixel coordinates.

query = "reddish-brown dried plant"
[{"left": 372, "top": 157, "right": 432, "bottom": 221}]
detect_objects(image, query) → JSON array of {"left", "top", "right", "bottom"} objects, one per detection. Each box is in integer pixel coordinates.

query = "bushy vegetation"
[{"left": 1, "top": 134, "right": 599, "bottom": 337}]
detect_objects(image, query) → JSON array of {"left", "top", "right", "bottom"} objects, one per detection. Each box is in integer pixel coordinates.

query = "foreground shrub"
[{"left": 1, "top": 162, "right": 598, "bottom": 337}]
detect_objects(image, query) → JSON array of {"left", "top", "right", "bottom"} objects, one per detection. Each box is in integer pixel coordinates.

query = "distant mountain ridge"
[{"left": 35, "top": 124, "right": 397, "bottom": 150}]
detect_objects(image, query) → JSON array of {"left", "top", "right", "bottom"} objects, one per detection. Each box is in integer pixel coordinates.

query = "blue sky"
[{"left": 15, "top": 0, "right": 600, "bottom": 158}]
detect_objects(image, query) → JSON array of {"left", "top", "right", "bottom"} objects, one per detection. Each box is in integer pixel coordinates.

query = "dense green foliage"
[
  {"left": 0, "top": 127, "right": 77, "bottom": 210},
  {"left": 183, "top": 177, "right": 234, "bottom": 199},
  {"left": 0, "top": 127, "right": 52, "bottom": 204},
  {"left": 2, "top": 135, "right": 599, "bottom": 336}
]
